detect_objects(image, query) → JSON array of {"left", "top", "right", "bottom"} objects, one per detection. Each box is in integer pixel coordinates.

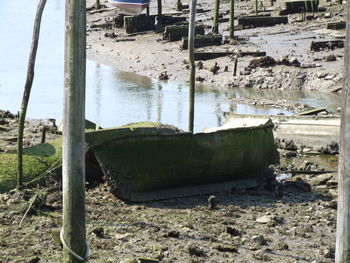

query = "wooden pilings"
[
  {"left": 63, "top": 0, "right": 87, "bottom": 262},
  {"left": 213, "top": 0, "right": 220, "bottom": 33},
  {"left": 188, "top": 0, "right": 197, "bottom": 133},
  {"left": 229, "top": 0, "right": 235, "bottom": 39}
]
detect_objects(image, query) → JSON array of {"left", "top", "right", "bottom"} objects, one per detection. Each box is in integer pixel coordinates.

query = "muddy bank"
[
  {"left": 86, "top": 0, "right": 345, "bottom": 92},
  {"left": 0, "top": 109, "right": 338, "bottom": 262}
]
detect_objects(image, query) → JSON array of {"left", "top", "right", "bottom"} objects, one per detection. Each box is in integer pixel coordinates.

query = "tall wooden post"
[
  {"left": 96, "top": 0, "right": 100, "bottom": 9},
  {"left": 188, "top": 0, "right": 197, "bottom": 133},
  {"left": 62, "top": 0, "right": 87, "bottom": 262},
  {"left": 335, "top": 1, "right": 350, "bottom": 263},
  {"left": 336, "top": 2, "right": 350, "bottom": 262},
  {"left": 158, "top": 0, "right": 162, "bottom": 24},
  {"left": 255, "top": 0, "right": 258, "bottom": 14},
  {"left": 229, "top": 0, "right": 234, "bottom": 39},
  {"left": 213, "top": 0, "right": 220, "bottom": 33},
  {"left": 17, "top": 0, "right": 47, "bottom": 189}
]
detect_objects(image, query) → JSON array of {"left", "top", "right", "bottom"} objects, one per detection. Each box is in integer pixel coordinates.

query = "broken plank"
[
  {"left": 296, "top": 107, "right": 328, "bottom": 116},
  {"left": 181, "top": 35, "right": 222, "bottom": 50},
  {"left": 310, "top": 40, "right": 344, "bottom": 51},
  {"left": 238, "top": 16, "right": 288, "bottom": 28},
  {"left": 326, "top": 21, "right": 346, "bottom": 30},
  {"left": 163, "top": 25, "right": 205, "bottom": 41}
]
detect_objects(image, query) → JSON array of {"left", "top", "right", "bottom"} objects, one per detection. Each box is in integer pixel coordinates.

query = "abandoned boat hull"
[
  {"left": 224, "top": 114, "right": 340, "bottom": 148},
  {"left": 86, "top": 122, "right": 279, "bottom": 201},
  {"left": 109, "top": 0, "right": 150, "bottom": 14}
]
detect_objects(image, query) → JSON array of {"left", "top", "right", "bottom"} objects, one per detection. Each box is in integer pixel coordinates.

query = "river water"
[{"left": 0, "top": 0, "right": 341, "bottom": 132}]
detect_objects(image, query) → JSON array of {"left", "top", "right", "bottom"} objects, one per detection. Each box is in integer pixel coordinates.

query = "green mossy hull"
[
  {"left": 0, "top": 139, "right": 62, "bottom": 193},
  {"left": 87, "top": 122, "right": 279, "bottom": 201}
]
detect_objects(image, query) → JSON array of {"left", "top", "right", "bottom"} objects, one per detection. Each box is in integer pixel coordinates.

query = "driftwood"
[
  {"left": 17, "top": 0, "right": 47, "bottom": 188},
  {"left": 181, "top": 35, "right": 222, "bottom": 49},
  {"left": 326, "top": 21, "right": 346, "bottom": 30},
  {"left": 238, "top": 16, "right": 288, "bottom": 28},
  {"left": 310, "top": 40, "right": 344, "bottom": 52},
  {"left": 163, "top": 25, "right": 204, "bottom": 41}
]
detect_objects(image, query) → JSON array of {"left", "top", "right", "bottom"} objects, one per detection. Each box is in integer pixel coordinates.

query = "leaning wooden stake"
[
  {"left": 17, "top": 0, "right": 47, "bottom": 189},
  {"left": 62, "top": 0, "right": 87, "bottom": 262},
  {"left": 229, "top": 0, "right": 234, "bottom": 39},
  {"left": 213, "top": 0, "right": 220, "bottom": 33},
  {"left": 188, "top": 0, "right": 197, "bottom": 133},
  {"left": 336, "top": 2, "right": 350, "bottom": 261}
]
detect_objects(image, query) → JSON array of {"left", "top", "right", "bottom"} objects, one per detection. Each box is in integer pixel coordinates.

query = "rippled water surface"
[{"left": 0, "top": 0, "right": 341, "bottom": 132}]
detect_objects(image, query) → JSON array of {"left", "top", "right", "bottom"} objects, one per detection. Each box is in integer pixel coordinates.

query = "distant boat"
[{"left": 109, "top": 0, "right": 151, "bottom": 14}]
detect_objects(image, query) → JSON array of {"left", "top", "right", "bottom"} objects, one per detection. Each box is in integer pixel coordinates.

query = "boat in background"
[{"left": 109, "top": 0, "right": 151, "bottom": 14}]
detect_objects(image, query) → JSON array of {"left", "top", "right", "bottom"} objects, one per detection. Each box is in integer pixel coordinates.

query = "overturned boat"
[
  {"left": 109, "top": 0, "right": 151, "bottom": 14},
  {"left": 85, "top": 121, "right": 279, "bottom": 202}
]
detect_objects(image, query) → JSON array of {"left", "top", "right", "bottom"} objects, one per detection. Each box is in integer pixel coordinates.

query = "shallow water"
[{"left": 0, "top": 0, "right": 341, "bottom": 132}]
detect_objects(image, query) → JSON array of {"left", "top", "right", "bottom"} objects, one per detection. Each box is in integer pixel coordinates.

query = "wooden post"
[
  {"left": 213, "top": 0, "right": 220, "bottom": 33},
  {"left": 96, "top": 0, "right": 100, "bottom": 9},
  {"left": 62, "top": 0, "right": 87, "bottom": 262},
  {"left": 255, "top": 0, "right": 258, "bottom": 14},
  {"left": 229, "top": 0, "right": 234, "bottom": 39},
  {"left": 41, "top": 126, "right": 47, "bottom": 144},
  {"left": 233, "top": 57, "right": 238, "bottom": 76},
  {"left": 336, "top": 2, "right": 350, "bottom": 261},
  {"left": 176, "top": 0, "right": 183, "bottom": 11},
  {"left": 146, "top": 6, "right": 150, "bottom": 16},
  {"left": 158, "top": 0, "right": 162, "bottom": 24},
  {"left": 271, "top": 0, "right": 274, "bottom": 6},
  {"left": 188, "top": 0, "right": 197, "bottom": 133},
  {"left": 17, "top": 0, "right": 47, "bottom": 189}
]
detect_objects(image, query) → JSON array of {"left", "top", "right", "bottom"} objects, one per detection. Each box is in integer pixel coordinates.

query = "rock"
[
  {"left": 28, "top": 256, "right": 40, "bottom": 263},
  {"left": 249, "top": 56, "right": 276, "bottom": 69},
  {"left": 225, "top": 226, "right": 241, "bottom": 236},
  {"left": 309, "top": 173, "right": 334, "bottom": 186},
  {"left": 324, "top": 54, "right": 336, "bottom": 61},
  {"left": 322, "top": 248, "right": 334, "bottom": 259},
  {"left": 208, "top": 195, "right": 218, "bottom": 210},
  {"left": 256, "top": 215, "right": 275, "bottom": 224},
  {"left": 158, "top": 71, "right": 169, "bottom": 80},
  {"left": 276, "top": 241, "right": 289, "bottom": 250},
  {"left": 317, "top": 72, "right": 328, "bottom": 78},
  {"left": 210, "top": 62, "right": 220, "bottom": 74},
  {"left": 325, "top": 74, "right": 335, "bottom": 80},
  {"left": 187, "top": 243, "right": 206, "bottom": 257},
  {"left": 91, "top": 227, "right": 105, "bottom": 238},
  {"left": 318, "top": 141, "right": 339, "bottom": 154},
  {"left": 213, "top": 244, "right": 238, "bottom": 253},
  {"left": 325, "top": 200, "right": 337, "bottom": 209},
  {"left": 253, "top": 250, "right": 271, "bottom": 261},
  {"left": 138, "top": 258, "right": 160, "bottom": 263},
  {"left": 163, "top": 230, "right": 180, "bottom": 238},
  {"left": 251, "top": 235, "right": 267, "bottom": 245}
]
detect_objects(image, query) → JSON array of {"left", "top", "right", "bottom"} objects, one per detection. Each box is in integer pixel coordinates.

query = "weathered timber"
[
  {"left": 163, "top": 25, "right": 204, "bottom": 41},
  {"left": 181, "top": 34, "right": 222, "bottom": 49},
  {"left": 159, "top": 15, "right": 187, "bottom": 25},
  {"left": 17, "top": 0, "right": 47, "bottom": 188},
  {"left": 188, "top": 0, "right": 196, "bottom": 133},
  {"left": 184, "top": 50, "right": 266, "bottom": 61},
  {"left": 124, "top": 14, "right": 156, "bottom": 34},
  {"left": 63, "top": 0, "right": 87, "bottom": 260},
  {"left": 229, "top": 0, "right": 234, "bottom": 38},
  {"left": 310, "top": 40, "right": 344, "bottom": 51},
  {"left": 326, "top": 21, "right": 346, "bottom": 30},
  {"left": 296, "top": 107, "right": 327, "bottom": 116},
  {"left": 238, "top": 16, "right": 288, "bottom": 28},
  {"left": 283, "top": 0, "right": 319, "bottom": 14},
  {"left": 213, "top": 0, "right": 220, "bottom": 33}
]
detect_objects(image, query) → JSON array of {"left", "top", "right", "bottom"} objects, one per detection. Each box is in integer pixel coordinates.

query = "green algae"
[{"left": 0, "top": 138, "right": 62, "bottom": 193}]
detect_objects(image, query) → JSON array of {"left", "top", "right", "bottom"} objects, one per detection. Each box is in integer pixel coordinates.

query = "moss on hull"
[
  {"left": 0, "top": 139, "right": 62, "bottom": 193},
  {"left": 88, "top": 122, "right": 279, "bottom": 201}
]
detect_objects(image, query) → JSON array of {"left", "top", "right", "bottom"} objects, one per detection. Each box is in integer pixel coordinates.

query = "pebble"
[{"left": 256, "top": 215, "right": 275, "bottom": 224}]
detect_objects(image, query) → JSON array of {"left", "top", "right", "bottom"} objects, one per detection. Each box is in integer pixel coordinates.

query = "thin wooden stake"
[
  {"left": 96, "top": 0, "right": 100, "bottom": 9},
  {"left": 41, "top": 126, "right": 47, "bottom": 144},
  {"left": 17, "top": 0, "right": 47, "bottom": 189},
  {"left": 63, "top": 0, "right": 87, "bottom": 261},
  {"left": 229, "top": 0, "right": 234, "bottom": 39},
  {"left": 233, "top": 57, "right": 238, "bottom": 76},
  {"left": 188, "top": 0, "right": 197, "bottom": 133},
  {"left": 213, "top": 0, "right": 220, "bottom": 33},
  {"left": 336, "top": 2, "right": 350, "bottom": 261},
  {"left": 255, "top": 0, "right": 258, "bottom": 14}
]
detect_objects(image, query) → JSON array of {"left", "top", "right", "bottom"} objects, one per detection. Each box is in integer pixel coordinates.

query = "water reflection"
[{"left": 0, "top": 0, "right": 342, "bottom": 133}]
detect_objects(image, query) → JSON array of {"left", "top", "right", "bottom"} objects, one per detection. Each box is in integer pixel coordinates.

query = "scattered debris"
[{"left": 310, "top": 40, "right": 344, "bottom": 52}]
